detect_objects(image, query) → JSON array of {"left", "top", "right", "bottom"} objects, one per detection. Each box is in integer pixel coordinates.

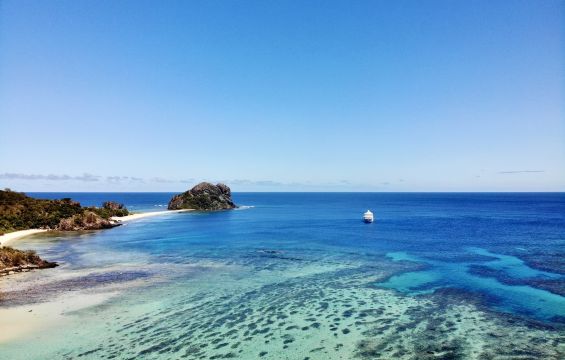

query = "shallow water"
[{"left": 1, "top": 193, "right": 564, "bottom": 359}]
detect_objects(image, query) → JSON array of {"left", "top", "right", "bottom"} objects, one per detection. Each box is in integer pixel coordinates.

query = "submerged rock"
[{"left": 168, "top": 182, "right": 237, "bottom": 211}]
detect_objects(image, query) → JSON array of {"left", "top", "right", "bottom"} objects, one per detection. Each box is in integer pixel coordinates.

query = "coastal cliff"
[{"left": 168, "top": 182, "right": 237, "bottom": 210}]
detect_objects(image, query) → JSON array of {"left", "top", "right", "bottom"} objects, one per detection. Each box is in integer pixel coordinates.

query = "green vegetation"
[
  {"left": 89, "top": 201, "right": 129, "bottom": 218},
  {"left": 0, "top": 189, "right": 129, "bottom": 234}
]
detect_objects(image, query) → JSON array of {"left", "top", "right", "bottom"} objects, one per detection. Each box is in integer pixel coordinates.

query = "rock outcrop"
[
  {"left": 97, "top": 201, "right": 129, "bottom": 217},
  {"left": 0, "top": 246, "right": 58, "bottom": 276},
  {"left": 103, "top": 201, "right": 125, "bottom": 211},
  {"left": 56, "top": 211, "right": 119, "bottom": 231},
  {"left": 168, "top": 182, "right": 237, "bottom": 211}
]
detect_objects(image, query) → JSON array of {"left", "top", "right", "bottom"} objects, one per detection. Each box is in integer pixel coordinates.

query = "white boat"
[{"left": 363, "top": 210, "right": 374, "bottom": 223}]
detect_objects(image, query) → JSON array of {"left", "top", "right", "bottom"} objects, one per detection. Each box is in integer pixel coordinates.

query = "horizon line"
[{"left": 20, "top": 190, "right": 565, "bottom": 194}]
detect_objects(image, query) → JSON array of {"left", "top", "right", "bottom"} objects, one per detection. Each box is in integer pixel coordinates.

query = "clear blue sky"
[{"left": 0, "top": 0, "right": 563, "bottom": 192}]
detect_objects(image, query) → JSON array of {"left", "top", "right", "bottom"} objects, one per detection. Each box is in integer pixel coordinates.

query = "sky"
[{"left": 0, "top": 0, "right": 563, "bottom": 192}]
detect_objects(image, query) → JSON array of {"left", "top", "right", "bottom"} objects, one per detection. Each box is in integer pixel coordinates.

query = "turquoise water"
[
  {"left": 1, "top": 193, "right": 564, "bottom": 359},
  {"left": 379, "top": 249, "right": 565, "bottom": 320}
]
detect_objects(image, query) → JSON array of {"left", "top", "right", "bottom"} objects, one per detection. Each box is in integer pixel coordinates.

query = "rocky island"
[{"left": 168, "top": 182, "right": 237, "bottom": 210}]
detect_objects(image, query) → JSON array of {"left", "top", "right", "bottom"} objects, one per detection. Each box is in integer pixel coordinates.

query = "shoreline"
[
  {"left": 0, "top": 229, "right": 48, "bottom": 247},
  {"left": 110, "top": 209, "right": 192, "bottom": 223},
  {"left": 0, "top": 209, "right": 192, "bottom": 247},
  {"left": 0, "top": 208, "right": 195, "bottom": 344}
]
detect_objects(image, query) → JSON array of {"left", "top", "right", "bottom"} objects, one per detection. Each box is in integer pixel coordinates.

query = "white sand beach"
[
  {"left": 110, "top": 209, "right": 192, "bottom": 223},
  {"left": 0, "top": 229, "right": 48, "bottom": 247},
  {"left": 0, "top": 210, "right": 192, "bottom": 247}
]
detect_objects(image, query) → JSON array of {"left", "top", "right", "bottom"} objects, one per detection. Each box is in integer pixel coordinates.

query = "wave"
[{"left": 234, "top": 205, "right": 255, "bottom": 211}]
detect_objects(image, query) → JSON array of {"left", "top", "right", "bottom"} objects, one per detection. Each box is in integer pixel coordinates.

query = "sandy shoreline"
[
  {"left": 110, "top": 209, "right": 192, "bottom": 223},
  {"left": 0, "top": 290, "right": 119, "bottom": 344},
  {"left": 0, "top": 209, "right": 193, "bottom": 344},
  {"left": 0, "top": 229, "right": 48, "bottom": 247},
  {"left": 0, "top": 210, "right": 192, "bottom": 247}
]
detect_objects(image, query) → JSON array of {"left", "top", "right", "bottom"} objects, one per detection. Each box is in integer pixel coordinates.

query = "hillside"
[{"left": 0, "top": 189, "right": 129, "bottom": 234}]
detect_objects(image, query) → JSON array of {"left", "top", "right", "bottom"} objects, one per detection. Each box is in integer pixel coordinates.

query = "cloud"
[
  {"left": 222, "top": 179, "right": 380, "bottom": 189},
  {"left": 0, "top": 173, "right": 196, "bottom": 184},
  {"left": 0, "top": 172, "right": 100, "bottom": 182},
  {"left": 151, "top": 177, "right": 195, "bottom": 184},
  {"left": 150, "top": 177, "right": 179, "bottom": 183},
  {"left": 106, "top": 176, "right": 145, "bottom": 183},
  {"left": 224, "top": 179, "right": 291, "bottom": 187},
  {"left": 0, "top": 174, "right": 387, "bottom": 190},
  {"left": 498, "top": 170, "right": 545, "bottom": 174},
  {"left": 75, "top": 173, "right": 101, "bottom": 182},
  {"left": 252, "top": 180, "right": 285, "bottom": 186}
]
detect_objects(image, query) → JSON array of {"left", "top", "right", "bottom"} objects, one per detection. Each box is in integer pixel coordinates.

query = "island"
[
  {"left": 0, "top": 189, "right": 130, "bottom": 274},
  {"left": 168, "top": 182, "right": 237, "bottom": 210}
]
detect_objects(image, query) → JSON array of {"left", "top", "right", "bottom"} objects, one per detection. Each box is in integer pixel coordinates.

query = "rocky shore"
[{"left": 0, "top": 246, "right": 58, "bottom": 276}]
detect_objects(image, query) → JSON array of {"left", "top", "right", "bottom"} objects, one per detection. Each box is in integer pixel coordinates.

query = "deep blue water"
[{"left": 26, "top": 192, "right": 565, "bottom": 323}]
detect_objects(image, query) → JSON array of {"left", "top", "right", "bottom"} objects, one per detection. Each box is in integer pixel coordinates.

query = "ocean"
[{"left": 1, "top": 192, "right": 564, "bottom": 359}]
